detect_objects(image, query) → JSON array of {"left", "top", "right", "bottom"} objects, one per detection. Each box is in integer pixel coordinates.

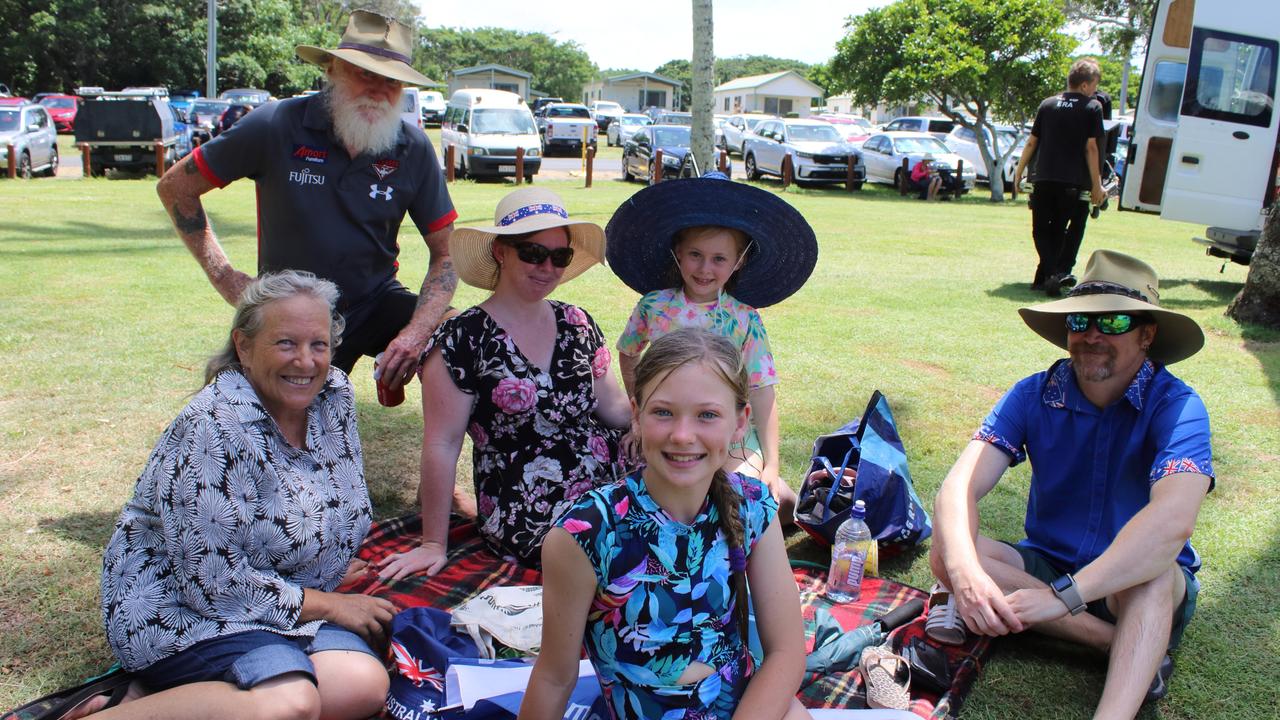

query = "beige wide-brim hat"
[
  {"left": 451, "top": 188, "right": 606, "bottom": 291},
  {"left": 1019, "top": 249, "right": 1204, "bottom": 364},
  {"left": 296, "top": 10, "right": 435, "bottom": 87}
]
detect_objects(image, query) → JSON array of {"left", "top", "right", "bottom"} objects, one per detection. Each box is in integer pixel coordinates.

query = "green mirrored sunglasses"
[{"left": 1064, "top": 313, "right": 1151, "bottom": 335}]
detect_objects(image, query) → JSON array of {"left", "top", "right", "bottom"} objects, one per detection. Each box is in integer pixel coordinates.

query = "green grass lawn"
[{"left": 1, "top": 173, "right": 1276, "bottom": 719}]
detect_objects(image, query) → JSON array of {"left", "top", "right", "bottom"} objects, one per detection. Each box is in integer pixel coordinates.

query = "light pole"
[{"left": 206, "top": 0, "right": 217, "bottom": 98}]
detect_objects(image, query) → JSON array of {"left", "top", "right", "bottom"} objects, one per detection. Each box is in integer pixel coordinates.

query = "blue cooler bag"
[{"left": 795, "top": 390, "right": 932, "bottom": 548}]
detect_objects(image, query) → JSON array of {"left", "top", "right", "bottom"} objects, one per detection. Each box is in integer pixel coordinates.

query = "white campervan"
[
  {"left": 440, "top": 89, "right": 542, "bottom": 179},
  {"left": 399, "top": 87, "right": 422, "bottom": 132},
  {"left": 1120, "top": 0, "right": 1279, "bottom": 265}
]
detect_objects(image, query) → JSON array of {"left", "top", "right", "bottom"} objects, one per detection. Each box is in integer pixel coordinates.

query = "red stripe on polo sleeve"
[
  {"left": 426, "top": 208, "right": 459, "bottom": 234},
  {"left": 192, "top": 146, "right": 228, "bottom": 188}
]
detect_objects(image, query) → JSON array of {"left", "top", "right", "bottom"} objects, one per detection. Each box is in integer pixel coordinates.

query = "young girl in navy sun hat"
[{"left": 605, "top": 171, "right": 818, "bottom": 524}]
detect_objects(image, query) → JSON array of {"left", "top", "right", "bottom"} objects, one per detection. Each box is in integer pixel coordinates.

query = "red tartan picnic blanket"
[{"left": 342, "top": 516, "right": 991, "bottom": 719}]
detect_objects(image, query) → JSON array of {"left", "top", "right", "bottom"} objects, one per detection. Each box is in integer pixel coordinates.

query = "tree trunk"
[
  {"left": 1226, "top": 202, "right": 1280, "bottom": 329},
  {"left": 690, "top": 0, "right": 715, "bottom": 176}
]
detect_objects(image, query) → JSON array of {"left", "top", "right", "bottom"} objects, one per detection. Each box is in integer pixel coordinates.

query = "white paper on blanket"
[
  {"left": 450, "top": 585, "right": 543, "bottom": 658},
  {"left": 445, "top": 657, "right": 596, "bottom": 710}
]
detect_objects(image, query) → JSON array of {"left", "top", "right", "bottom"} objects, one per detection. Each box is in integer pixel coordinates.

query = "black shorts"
[{"left": 332, "top": 286, "right": 418, "bottom": 373}]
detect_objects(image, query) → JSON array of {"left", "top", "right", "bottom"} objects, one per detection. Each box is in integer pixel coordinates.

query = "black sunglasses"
[
  {"left": 1065, "top": 313, "right": 1151, "bottom": 335},
  {"left": 511, "top": 241, "right": 574, "bottom": 268}
]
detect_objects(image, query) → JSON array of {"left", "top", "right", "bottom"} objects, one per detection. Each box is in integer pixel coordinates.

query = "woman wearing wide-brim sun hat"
[
  {"left": 606, "top": 171, "right": 818, "bottom": 525},
  {"left": 376, "top": 188, "right": 631, "bottom": 578},
  {"left": 1018, "top": 248, "right": 1205, "bottom": 365},
  {"left": 295, "top": 10, "right": 435, "bottom": 86}
]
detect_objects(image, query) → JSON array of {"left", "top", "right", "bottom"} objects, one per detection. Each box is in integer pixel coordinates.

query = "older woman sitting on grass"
[{"left": 77, "top": 271, "right": 393, "bottom": 720}]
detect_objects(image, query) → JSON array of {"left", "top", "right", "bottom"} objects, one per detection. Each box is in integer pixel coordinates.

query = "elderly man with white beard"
[{"left": 158, "top": 10, "right": 457, "bottom": 394}]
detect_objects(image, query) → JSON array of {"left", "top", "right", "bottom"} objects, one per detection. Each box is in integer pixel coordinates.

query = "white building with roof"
[
  {"left": 713, "top": 70, "right": 822, "bottom": 117},
  {"left": 582, "top": 72, "right": 682, "bottom": 112},
  {"left": 447, "top": 64, "right": 533, "bottom": 100}
]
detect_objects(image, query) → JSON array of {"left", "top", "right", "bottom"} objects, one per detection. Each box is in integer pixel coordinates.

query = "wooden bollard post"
[
  {"left": 445, "top": 145, "right": 456, "bottom": 182},
  {"left": 781, "top": 153, "right": 793, "bottom": 189},
  {"left": 899, "top": 158, "right": 910, "bottom": 195},
  {"left": 1010, "top": 171, "right": 1018, "bottom": 200},
  {"left": 80, "top": 142, "right": 92, "bottom": 177},
  {"left": 846, "top": 155, "right": 856, "bottom": 191},
  {"left": 955, "top": 160, "right": 964, "bottom": 198},
  {"left": 718, "top": 149, "right": 728, "bottom": 174},
  {"left": 585, "top": 145, "right": 595, "bottom": 188},
  {"left": 154, "top": 141, "right": 167, "bottom": 176},
  {"left": 653, "top": 149, "right": 664, "bottom": 184},
  {"left": 6, "top": 144, "right": 16, "bottom": 178},
  {"left": 515, "top": 146, "right": 525, "bottom": 184}
]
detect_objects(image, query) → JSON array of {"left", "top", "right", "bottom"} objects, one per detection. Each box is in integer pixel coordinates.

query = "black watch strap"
[{"left": 1050, "top": 573, "right": 1087, "bottom": 615}]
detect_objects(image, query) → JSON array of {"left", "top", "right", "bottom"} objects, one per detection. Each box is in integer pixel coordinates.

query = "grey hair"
[{"left": 204, "top": 271, "right": 344, "bottom": 385}]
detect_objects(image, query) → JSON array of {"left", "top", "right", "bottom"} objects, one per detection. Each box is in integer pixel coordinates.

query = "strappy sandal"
[
  {"left": 925, "top": 583, "right": 967, "bottom": 646},
  {"left": 1, "top": 668, "right": 133, "bottom": 720},
  {"left": 859, "top": 645, "right": 911, "bottom": 710}
]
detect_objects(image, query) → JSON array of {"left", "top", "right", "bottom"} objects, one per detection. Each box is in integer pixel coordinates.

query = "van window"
[
  {"left": 927, "top": 119, "right": 956, "bottom": 134},
  {"left": 1147, "top": 61, "right": 1187, "bottom": 122},
  {"left": 472, "top": 108, "right": 536, "bottom": 134},
  {"left": 1181, "top": 28, "right": 1277, "bottom": 129}
]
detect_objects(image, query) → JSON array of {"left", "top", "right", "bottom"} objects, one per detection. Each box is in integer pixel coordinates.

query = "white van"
[
  {"left": 440, "top": 89, "right": 541, "bottom": 179},
  {"left": 1120, "top": 0, "right": 1279, "bottom": 265},
  {"left": 400, "top": 87, "right": 423, "bottom": 132}
]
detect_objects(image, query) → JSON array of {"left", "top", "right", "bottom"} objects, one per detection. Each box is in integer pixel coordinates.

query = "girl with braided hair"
[{"left": 521, "top": 328, "right": 809, "bottom": 720}]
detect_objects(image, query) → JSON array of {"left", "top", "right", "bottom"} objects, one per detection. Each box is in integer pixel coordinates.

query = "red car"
[{"left": 38, "top": 94, "right": 80, "bottom": 133}]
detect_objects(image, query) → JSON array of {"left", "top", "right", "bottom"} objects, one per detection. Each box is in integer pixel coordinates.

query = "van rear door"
[{"left": 1121, "top": 0, "right": 1280, "bottom": 232}]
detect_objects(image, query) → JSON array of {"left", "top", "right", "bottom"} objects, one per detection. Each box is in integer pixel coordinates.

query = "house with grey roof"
[
  {"left": 582, "top": 72, "right": 682, "bottom": 113},
  {"left": 448, "top": 64, "right": 533, "bottom": 100},
  {"left": 713, "top": 70, "right": 822, "bottom": 117}
]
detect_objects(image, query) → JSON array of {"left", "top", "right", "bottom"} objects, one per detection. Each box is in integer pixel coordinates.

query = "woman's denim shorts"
[{"left": 135, "top": 622, "right": 377, "bottom": 692}]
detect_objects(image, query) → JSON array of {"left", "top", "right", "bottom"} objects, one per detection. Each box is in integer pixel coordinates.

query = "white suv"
[
  {"left": 590, "top": 100, "right": 624, "bottom": 131},
  {"left": 0, "top": 103, "right": 58, "bottom": 179}
]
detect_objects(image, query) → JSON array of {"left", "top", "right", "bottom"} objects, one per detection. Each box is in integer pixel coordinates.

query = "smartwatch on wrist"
[{"left": 1050, "top": 573, "right": 1087, "bottom": 615}]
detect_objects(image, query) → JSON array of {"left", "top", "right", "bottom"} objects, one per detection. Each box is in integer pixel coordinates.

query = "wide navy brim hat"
[{"left": 605, "top": 173, "right": 818, "bottom": 308}]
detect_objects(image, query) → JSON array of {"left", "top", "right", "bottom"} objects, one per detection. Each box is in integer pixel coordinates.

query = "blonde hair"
[{"left": 633, "top": 327, "right": 753, "bottom": 643}]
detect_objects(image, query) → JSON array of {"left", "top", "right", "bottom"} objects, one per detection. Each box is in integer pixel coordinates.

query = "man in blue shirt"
[
  {"left": 929, "top": 250, "right": 1213, "bottom": 719},
  {"left": 157, "top": 11, "right": 457, "bottom": 393}
]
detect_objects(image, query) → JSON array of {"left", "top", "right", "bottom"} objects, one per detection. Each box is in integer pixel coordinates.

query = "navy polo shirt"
[
  {"left": 193, "top": 94, "right": 457, "bottom": 326},
  {"left": 975, "top": 359, "right": 1213, "bottom": 575}
]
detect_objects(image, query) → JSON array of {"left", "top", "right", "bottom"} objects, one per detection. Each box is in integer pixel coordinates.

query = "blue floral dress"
[
  {"left": 556, "top": 472, "right": 777, "bottom": 719},
  {"left": 432, "top": 301, "right": 622, "bottom": 567}
]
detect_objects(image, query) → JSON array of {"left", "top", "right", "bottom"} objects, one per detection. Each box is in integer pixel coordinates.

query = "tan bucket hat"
[
  {"left": 1019, "top": 249, "right": 1204, "bottom": 364},
  {"left": 451, "top": 188, "right": 606, "bottom": 290},
  {"left": 296, "top": 10, "right": 434, "bottom": 87}
]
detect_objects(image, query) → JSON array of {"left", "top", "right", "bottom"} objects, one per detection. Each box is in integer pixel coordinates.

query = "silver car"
[
  {"left": 860, "top": 131, "right": 977, "bottom": 192},
  {"left": 606, "top": 113, "right": 652, "bottom": 147},
  {"left": 0, "top": 103, "right": 58, "bottom": 179},
  {"left": 742, "top": 118, "right": 865, "bottom": 187}
]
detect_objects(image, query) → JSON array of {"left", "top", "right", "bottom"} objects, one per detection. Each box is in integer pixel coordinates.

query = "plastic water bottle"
[{"left": 826, "top": 500, "right": 874, "bottom": 603}]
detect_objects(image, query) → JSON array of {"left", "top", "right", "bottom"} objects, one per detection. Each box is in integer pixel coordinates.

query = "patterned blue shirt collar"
[
  {"left": 212, "top": 367, "right": 346, "bottom": 426},
  {"left": 1042, "top": 358, "right": 1157, "bottom": 411}
]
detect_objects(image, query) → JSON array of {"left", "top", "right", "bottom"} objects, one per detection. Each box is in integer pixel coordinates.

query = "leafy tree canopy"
[{"left": 415, "top": 27, "right": 596, "bottom": 101}]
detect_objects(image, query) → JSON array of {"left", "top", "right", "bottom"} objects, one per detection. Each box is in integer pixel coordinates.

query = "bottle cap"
[{"left": 852, "top": 499, "right": 866, "bottom": 519}]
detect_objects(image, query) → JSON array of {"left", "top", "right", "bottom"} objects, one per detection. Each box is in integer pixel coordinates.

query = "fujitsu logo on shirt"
[
  {"left": 292, "top": 144, "right": 329, "bottom": 164},
  {"left": 289, "top": 168, "right": 326, "bottom": 185}
]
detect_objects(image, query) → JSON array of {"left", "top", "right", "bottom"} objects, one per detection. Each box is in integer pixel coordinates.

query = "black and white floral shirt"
[{"left": 101, "top": 368, "right": 371, "bottom": 671}]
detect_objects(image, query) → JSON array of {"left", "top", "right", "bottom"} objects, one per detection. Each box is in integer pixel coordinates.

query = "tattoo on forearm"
[
  {"left": 183, "top": 158, "right": 199, "bottom": 175},
  {"left": 173, "top": 203, "right": 209, "bottom": 235},
  {"left": 417, "top": 259, "right": 458, "bottom": 308}
]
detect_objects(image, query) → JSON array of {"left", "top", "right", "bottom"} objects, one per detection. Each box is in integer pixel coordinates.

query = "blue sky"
[{"left": 418, "top": 0, "right": 887, "bottom": 71}]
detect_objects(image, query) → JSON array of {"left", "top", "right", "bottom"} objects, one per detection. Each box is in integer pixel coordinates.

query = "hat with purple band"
[
  {"left": 296, "top": 10, "right": 435, "bottom": 87},
  {"left": 450, "top": 187, "right": 607, "bottom": 290}
]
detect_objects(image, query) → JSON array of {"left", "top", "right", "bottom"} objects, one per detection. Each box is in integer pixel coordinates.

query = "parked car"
[
  {"left": 742, "top": 118, "right": 865, "bottom": 187},
  {"left": 859, "top": 131, "right": 976, "bottom": 193},
  {"left": 165, "top": 102, "right": 194, "bottom": 160},
  {"left": 169, "top": 90, "right": 201, "bottom": 115},
  {"left": 942, "top": 124, "right": 1023, "bottom": 187},
  {"left": 881, "top": 116, "right": 956, "bottom": 142},
  {"left": 653, "top": 111, "right": 692, "bottom": 126},
  {"left": 589, "top": 100, "right": 624, "bottom": 130},
  {"left": 607, "top": 113, "right": 652, "bottom": 147},
  {"left": 813, "top": 113, "right": 873, "bottom": 144},
  {"left": 188, "top": 99, "right": 231, "bottom": 145},
  {"left": 38, "top": 94, "right": 81, "bottom": 133},
  {"left": 419, "top": 90, "right": 446, "bottom": 125},
  {"left": 219, "top": 88, "right": 271, "bottom": 107},
  {"left": 75, "top": 91, "right": 187, "bottom": 175},
  {"left": 215, "top": 103, "right": 251, "bottom": 136},
  {"left": 531, "top": 97, "right": 563, "bottom": 115},
  {"left": 0, "top": 102, "right": 58, "bottom": 178},
  {"left": 440, "top": 88, "right": 542, "bottom": 179},
  {"left": 399, "top": 87, "right": 422, "bottom": 131},
  {"left": 721, "top": 113, "right": 774, "bottom": 155},
  {"left": 539, "top": 103, "right": 596, "bottom": 155},
  {"left": 622, "top": 124, "right": 731, "bottom": 183},
  {"left": 0, "top": 97, "right": 29, "bottom": 106}
]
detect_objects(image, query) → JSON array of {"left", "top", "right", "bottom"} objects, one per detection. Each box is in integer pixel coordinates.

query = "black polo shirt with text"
[{"left": 1029, "top": 92, "right": 1106, "bottom": 188}]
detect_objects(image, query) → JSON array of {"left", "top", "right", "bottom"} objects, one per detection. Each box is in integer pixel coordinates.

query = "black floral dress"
[{"left": 431, "top": 301, "right": 622, "bottom": 567}]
